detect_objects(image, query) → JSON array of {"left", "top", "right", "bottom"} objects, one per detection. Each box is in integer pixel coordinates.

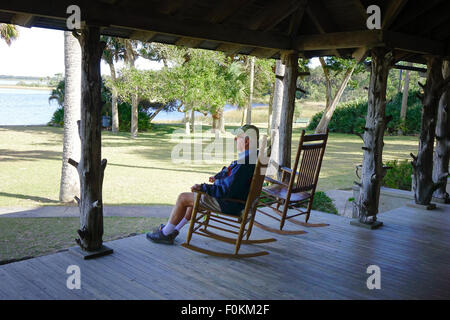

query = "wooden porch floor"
[{"left": 0, "top": 204, "right": 449, "bottom": 300}]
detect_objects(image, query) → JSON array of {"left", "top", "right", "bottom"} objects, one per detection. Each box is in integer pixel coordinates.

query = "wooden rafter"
[
  {"left": 288, "top": 0, "right": 308, "bottom": 37},
  {"left": 246, "top": 0, "right": 301, "bottom": 31},
  {"left": 207, "top": 0, "right": 254, "bottom": 24},
  {"left": 382, "top": 0, "right": 409, "bottom": 30},
  {"left": 295, "top": 30, "right": 446, "bottom": 56},
  {"left": 350, "top": 0, "right": 367, "bottom": 25},
  {"left": 306, "top": 0, "right": 343, "bottom": 57},
  {"left": 390, "top": 0, "right": 444, "bottom": 31}
]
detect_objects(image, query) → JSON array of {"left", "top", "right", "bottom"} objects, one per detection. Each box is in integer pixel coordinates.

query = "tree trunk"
[
  {"left": 315, "top": 65, "right": 356, "bottom": 133},
  {"left": 72, "top": 25, "right": 107, "bottom": 252},
  {"left": 267, "top": 59, "right": 286, "bottom": 178},
  {"left": 432, "top": 61, "right": 450, "bottom": 202},
  {"left": 398, "top": 62, "right": 411, "bottom": 135},
  {"left": 148, "top": 105, "right": 165, "bottom": 122},
  {"left": 59, "top": 31, "right": 81, "bottom": 203},
  {"left": 218, "top": 108, "right": 225, "bottom": 133},
  {"left": 356, "top": 48, "right": 393, "bottom": 224},
  {"left": 190, "top": 107, "right": 195, "bottom": 132},
  {"left": 241, "top": 108, "right": 246, "bottom": 126},
  {"left": 278, "top": 52, "right": 298, "bottom": 180},
  {"left": 131, "top": 91, "right": 138, "bottom": 138},
  {"left": 184, "top": 111, "right": 190, "bottom": 134},
  {"left": 246, "top": 56, "right": 255, "bottom": 125},
  {"left": 108, "top": 62, "right": 119, "bottom": 133},
  {"left": 411, "top": 56, "right": 445, "bottom": 205},
  {"left": 319, "top": 57, "right": 332, "bottom": 110}
]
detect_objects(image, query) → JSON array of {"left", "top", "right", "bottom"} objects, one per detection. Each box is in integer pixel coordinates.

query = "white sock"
[
  {"left": 162, "top": 223, "right": 175, "bottom": 236},
  {"left": 175, "top": 218, "right": 189, "bottom": 231}
]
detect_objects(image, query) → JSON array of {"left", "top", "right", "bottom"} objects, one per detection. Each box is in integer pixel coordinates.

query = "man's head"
[{"left": 234, "top": 124, "right": 259, "bottom": 153}]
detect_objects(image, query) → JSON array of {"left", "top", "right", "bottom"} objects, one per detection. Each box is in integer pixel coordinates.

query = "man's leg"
[
  {"left": 147, "top": 192, "right": 194, "bottom": 244},
  {"left": 167, "top": 192, "right": 194, "bottom": 225}
]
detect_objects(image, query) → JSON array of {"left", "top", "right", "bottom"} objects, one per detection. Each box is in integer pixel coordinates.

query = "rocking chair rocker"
[{"left": 254, "top": 129, "right": 329, "bottom": 235}]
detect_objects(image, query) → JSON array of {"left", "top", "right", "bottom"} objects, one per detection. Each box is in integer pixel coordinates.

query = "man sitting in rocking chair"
[{"left": 147, "top": 124, "right": 259, "bottom": 245}]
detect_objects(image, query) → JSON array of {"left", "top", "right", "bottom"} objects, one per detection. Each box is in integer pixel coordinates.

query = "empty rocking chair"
[
  {"left": 254, "top": 129, "right": 329, "bottom": 235},
  {"left": 181, "top": 135, "right": 276, "bottom": 258}
]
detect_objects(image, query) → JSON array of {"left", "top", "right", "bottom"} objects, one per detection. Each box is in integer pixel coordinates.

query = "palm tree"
[
  {"left": 48, "top": 80, "right": 65, "bottom": 107},
  {"left": 59, "top": 31, "right": 81, "bottom": 203},
  {"left": 102, "top": 36, "right": 124, "bottom": 133},
  {"left": 0, "top": 24, "right": 18, "bottom": 45}
]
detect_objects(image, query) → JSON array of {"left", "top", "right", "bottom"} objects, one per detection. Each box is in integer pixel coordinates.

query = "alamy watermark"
[
  {"left": 366, "top": 265, "right": 381, "bottom": 290},
  {"left": 66, "top": 264, "right": 81, "bottom": 290}
]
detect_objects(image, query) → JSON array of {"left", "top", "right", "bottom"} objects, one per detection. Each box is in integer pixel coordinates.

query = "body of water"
[
  {"left": 0, "top": 86, "right": 267, "bottom": 125},
  {"left": 0, "top": 87, "right": 57, "bottom": 125}
]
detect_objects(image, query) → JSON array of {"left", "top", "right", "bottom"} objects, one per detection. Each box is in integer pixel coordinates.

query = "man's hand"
[
  {"left": 191, "top": 184, "right": 201, "bottom": 192},
  {"left": 209, "top": 176, "right": 215, "bottom": 183}
]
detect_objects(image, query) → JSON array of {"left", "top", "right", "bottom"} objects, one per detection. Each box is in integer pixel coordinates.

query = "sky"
[
  {"left": 0, "top": 26, "right": 320, "bottom": 78},
  {"left": 0, "top": 26, "right": 162, "bottom": 78}
]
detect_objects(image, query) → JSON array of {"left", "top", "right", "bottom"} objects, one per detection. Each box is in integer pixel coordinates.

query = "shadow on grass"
[
  {"left": 0, "top": 192, "right": 60, "bottom": 204},
  {"left": 0, "top": 149, "right": 61, "bottom": 162},
  {"left": 108, "top": 162, "right": 216, "bottom": 175}
]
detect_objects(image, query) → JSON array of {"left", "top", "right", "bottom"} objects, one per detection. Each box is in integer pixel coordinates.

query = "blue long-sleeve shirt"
[{"left": 200, "top": 150, "right": 256, "bottom": 216}]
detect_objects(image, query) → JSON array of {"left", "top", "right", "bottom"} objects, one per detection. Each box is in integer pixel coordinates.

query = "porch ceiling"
[{"left": 0, "top": 1, "right": 449, "bottom": 63}]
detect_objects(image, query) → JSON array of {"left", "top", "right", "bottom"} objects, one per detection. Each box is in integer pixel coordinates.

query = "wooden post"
[
  {"left": 411, "top": 56, "right": 447, "bottom": 207},
  {"left": 278, "top": 52, "right": 298, "bottom": 180},
  {"left": 69, "top": 25, "right": 112, "bottom": 258},
  {"left": 432, "top": 60, "right": 450, "bottom": 203},
  {"left": 352, "top": 48, "right": 393, "bottom": 228}
]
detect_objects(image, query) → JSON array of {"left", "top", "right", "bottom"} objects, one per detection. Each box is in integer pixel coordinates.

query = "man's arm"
[{"left": 201, "top": 164, "right": 242, "bottom": 199}]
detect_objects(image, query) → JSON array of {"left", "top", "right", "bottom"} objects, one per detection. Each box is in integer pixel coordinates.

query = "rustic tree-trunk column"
[
  {"left": 432, "top": 60, "right": 450, "bottom": 202},
  {"left": 354, "top": 48, "right": 393, "bottom": 227},
  {"left": 411, "top": 56, "right": 447, "bottom": 207},
  {"left": 70, "top": 25, "right": 110, "bottom": 255},
  {"left": 278, "top": 52, "right": 299, "bottom": 179}
]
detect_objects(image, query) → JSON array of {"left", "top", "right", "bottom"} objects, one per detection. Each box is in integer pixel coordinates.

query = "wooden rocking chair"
[
  {"left": 181, "top": 136, "right": 276, "bottom": 258},
  {"left": 254, "top": 129, "right": 329, "bottom": 235}
]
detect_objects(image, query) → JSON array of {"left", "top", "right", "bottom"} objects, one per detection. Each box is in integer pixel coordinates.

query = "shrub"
[
  {"left": 117, "top": 102, "right": 151, "bottom": 132},
  {"left": 307, "top": 90, "right": 423, "bottom": 135},
  {"left": 49, "top": 102, "right": 152, "bottom": 132},
  {"left": 308, "top": 191, "right": 338, "bottom": 214},
  {"left": 382, "top": 159, "right": 412, "bottom": 191},
  {"left": 48, "top": 106, "right": 64, "bottom": 127}
]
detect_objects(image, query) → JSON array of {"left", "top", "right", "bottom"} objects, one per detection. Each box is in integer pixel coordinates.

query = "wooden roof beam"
[
  {"left": 207, "top": 0, "right": 254, "bottom": 24},
  {"left": 306, "top": 0, "right": 345, "bottom": 57},
  {"left": 295, "top": 30, "right": 446, "bottom": 56},
  {"left": 382, "top": 0, "right": 409, "bottom": 30},
  {"left": 11, "top": 13, "right": 34, "bottom": 27},
  {"left": 0, "top": 0, "right": 291, "bottom": 50},
  {"left": 390, "top": 0, "right": 444, "bottom": 31},
  {"left": 288, "top": 0, "right": 308, "bottom": 37},
  {"left": 246, "top": 0, "right": 301, "bottom": 31}
]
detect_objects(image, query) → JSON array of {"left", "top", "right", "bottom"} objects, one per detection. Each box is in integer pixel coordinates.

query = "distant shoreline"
[{"left": 0, "top": 85, "right": 54, "bottom": 90}]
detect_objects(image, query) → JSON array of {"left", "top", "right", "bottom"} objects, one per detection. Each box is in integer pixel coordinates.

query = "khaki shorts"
[{"left": 194, "top": 192, "right": 222, "bottom": 213}]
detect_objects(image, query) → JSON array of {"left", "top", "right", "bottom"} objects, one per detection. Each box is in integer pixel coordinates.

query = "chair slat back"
[
  {"left": 242, "top": 135, "right": 268, "bottom": 220},
  {"left": 288, "top": 129, "right": 328, "bottom": 193}
]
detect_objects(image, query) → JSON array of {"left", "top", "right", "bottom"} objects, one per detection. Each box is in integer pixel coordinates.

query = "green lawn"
[
  {"left": 0, "top": 124, "right": 420, "bottom": 207},
  {"left": 0, "top": 123, "right": 420, "bottom": 262},
  {"left": 0, "top": 217, "right": 165, "bottom": 263}
]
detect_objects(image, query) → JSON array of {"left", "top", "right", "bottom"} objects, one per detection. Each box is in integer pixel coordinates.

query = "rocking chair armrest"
[
  {"left": 264, "top": 176, "right": 289, "bottom": 187},
  {"left": 280, "top": 167, "right": 299, "bottom": 176}
]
